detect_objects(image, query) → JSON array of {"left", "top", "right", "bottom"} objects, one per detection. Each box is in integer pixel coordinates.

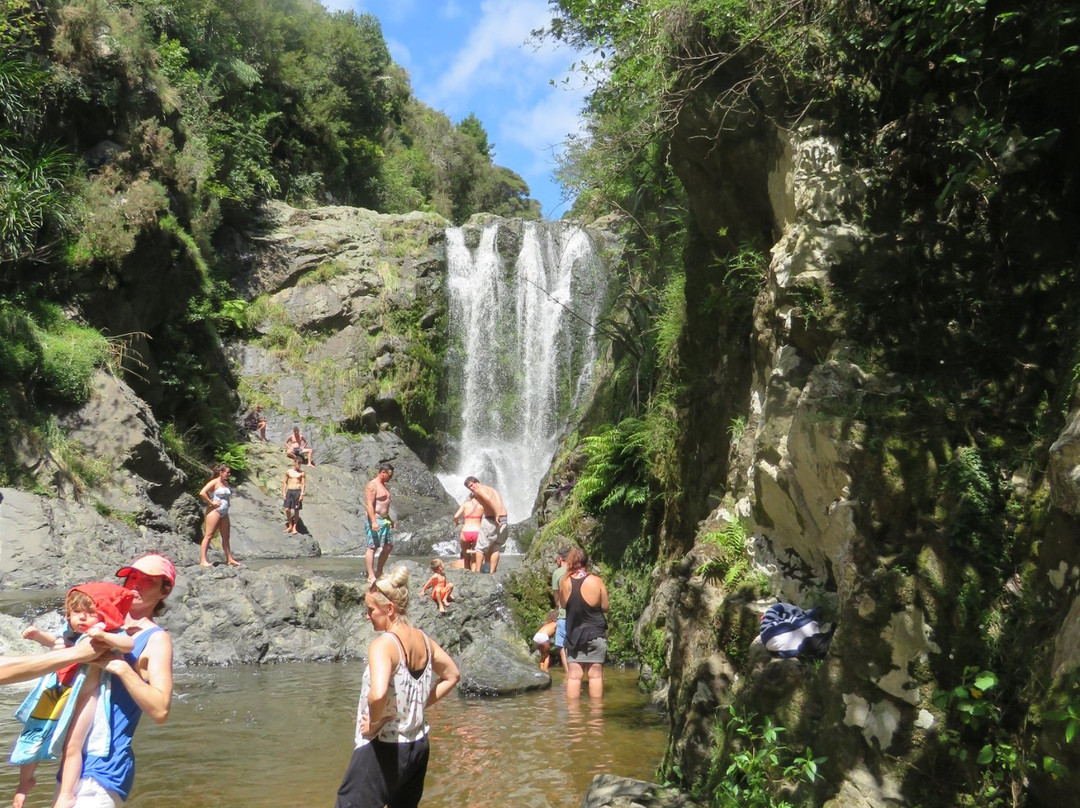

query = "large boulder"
[{"left": 0, "top": 559, "right": 542, "bottom": 695}]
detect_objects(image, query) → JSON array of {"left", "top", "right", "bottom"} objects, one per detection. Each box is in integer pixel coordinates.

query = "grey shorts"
[
  {"left": 476, "top": 518, "right": 508, "bottom": 553},
  {"left": 567, "top": 636, "right": 607, "bottom": 665}
]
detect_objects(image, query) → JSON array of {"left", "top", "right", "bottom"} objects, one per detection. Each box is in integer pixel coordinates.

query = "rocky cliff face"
[{"left": 636, "top": 119, "right": 1080, "bottom": 805}]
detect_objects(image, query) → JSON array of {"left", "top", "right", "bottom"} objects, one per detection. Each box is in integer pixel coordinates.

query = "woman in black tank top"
[{"left": 559, "top": 548, "right": 609, "bottom": 699}]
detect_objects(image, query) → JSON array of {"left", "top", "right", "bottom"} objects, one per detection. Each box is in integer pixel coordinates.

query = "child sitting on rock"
[
  {"left": 11, "top": 582, "right": 135, "bottom": 808},
  {"left": 420, "top": 559, "right": 455, "bottom": 614},
  {"left": 532, "top": 610, "right": 558, "bottom": 672}
]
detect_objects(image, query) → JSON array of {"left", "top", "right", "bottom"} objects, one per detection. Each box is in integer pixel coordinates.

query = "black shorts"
[
  {"left": 284, "top": 489, "right": 302, "bottom": 510},
  {"left": 335, "top": 737, "right": 429, "bottom": 808}
]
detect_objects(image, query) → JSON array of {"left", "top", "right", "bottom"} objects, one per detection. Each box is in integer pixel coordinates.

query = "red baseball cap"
[{"left": 117, "top": 553, "right": 176, "bottom": 585}]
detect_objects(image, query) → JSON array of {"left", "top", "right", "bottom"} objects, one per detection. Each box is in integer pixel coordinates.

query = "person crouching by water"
[
  {"left": 364, "top": 464, "right": 395, "bottom": 582},
  {"left": 199, "top": 464, "right": 240, "bottom": 567},
  {"left": 559, "top": 547, "right": 609, "bottom": 699},
  {"left": 335, "top": 567, "right": 460, "bottom": 808}
]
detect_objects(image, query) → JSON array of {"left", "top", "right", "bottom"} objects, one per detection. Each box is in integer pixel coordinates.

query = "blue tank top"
[{"left": 81, "top": 626, "right": 164, "bottom": 800}]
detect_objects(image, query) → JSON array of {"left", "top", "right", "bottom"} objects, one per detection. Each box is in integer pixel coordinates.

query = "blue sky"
[{"left": 321, "top": 0, "right": 589, "bottom": 219}]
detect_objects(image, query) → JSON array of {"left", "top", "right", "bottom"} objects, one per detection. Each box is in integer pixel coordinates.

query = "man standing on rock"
[
  {"left": 464, "top": 476, "right": 508, "bottom": 573},
  {"left": 364, "top": 464, "right": 395, "bottom": 581},
  {"left": 282, "top": 454, "right": 306, "bottom": 534}
]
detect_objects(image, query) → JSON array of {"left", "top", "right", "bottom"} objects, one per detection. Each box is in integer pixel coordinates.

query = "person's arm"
[
  {"left": 362, "top": 635, "right": 397, "bottom": 738},
  {"left": 364, "top": 480, "right": 378, "bottom": 524},
  {"left": 426, "top": 637, "right": 460, "bottom": 707},
  {"left": 598, "top": 577, "right": 609, "bottom": 612},
  {"left": 22, "top": 626, "right": 59, "bottom": 649},
  {"left": 421, "top": 575, "right": 436, "bottom": 595},
  {"left": 198, "top": 478, "right": 216, "bottom": 507},
  {"left": 282, "top": 472, "right": 288, "bottom": 499},
  {"left": 452, "top": 502, "right": 465, "bottom": 524},
  {"left": 0, "top": 643, "right": 98, "bottom": 686},
  {"left": 299, "top": 470, "right": 305, "bottom": 499},
  {"left": 99, "top": 629, "right": 173, "bottom": 724},
  {"left": 86, "top": 627, "right": 135, "bottom": 654}
]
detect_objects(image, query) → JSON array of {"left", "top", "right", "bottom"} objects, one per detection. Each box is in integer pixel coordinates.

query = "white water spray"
[{"left": 438, "top": 220, "right": 609, "bottom": 522}]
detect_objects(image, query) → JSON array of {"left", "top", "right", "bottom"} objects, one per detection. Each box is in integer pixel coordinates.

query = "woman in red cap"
[{"left": 68, "top": 553, "right": 176, "bottom": 807}]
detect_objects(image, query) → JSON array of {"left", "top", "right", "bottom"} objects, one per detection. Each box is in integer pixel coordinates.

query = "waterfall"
[{"left": 438, "top": 220, "right": 609, "bottom": 522}]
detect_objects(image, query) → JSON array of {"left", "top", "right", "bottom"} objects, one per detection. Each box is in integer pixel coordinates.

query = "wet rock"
[{"left": 580, "top": 775, "right": 695, "bottom": 808}]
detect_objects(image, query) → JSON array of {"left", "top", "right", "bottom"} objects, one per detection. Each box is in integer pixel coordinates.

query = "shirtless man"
[
  {"left": 282, "top": 455, "right": 306, "bottom": 534},
  {"left": 364, "top": 464, "right": 395, "bottom": 581},
  {"left": 464, "top": 476, "right": 508, "bottom": 573},
  {"left": 285, "top": 426, "right": 314, "bottom": 466},
  {"left": 452, "top": 493, "right": 485, "bottom": 571}
]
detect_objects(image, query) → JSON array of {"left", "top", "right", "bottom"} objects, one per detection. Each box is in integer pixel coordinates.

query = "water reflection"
[{"left": 0, "top": 663, "right": 665, "bottom": 808}]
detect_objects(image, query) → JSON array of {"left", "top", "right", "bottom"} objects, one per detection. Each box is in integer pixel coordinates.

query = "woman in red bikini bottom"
[{"left": 452, "top": 494, "right": 484, "bottom": 571}]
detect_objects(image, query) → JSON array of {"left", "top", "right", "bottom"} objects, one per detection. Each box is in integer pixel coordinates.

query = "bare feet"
[
  {"left": 14, "top": 773, "right": 34, "bottom": 808},
  {"left": 226, "top": 559, "right": 242, "bottom": 567},
  {"left": 199, "top": 560, "right": 212, "bottom": 568}
]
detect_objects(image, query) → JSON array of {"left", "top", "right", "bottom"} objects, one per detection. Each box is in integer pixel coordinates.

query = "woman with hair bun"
[
  {"left": 558, "top": 547, "right": 609, "bottom": 699},
  {"left": 335, "top": 566, "right": 460, "bottom": 808}
]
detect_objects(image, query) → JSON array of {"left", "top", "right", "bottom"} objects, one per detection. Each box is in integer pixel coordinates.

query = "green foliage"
[
  {"left": 703, "top": 707, "right": 824, "bottom": 808},
  {"left": 639, "top": 622, "right": 668, "bottom": 681},
  {"left": 701, "top": 242, "right": 767, "bottom": 327},
  {"left": 69, "top": 169, "right": 170, "bottom": 266},
  {"left": 695, "top": 521, "right": 755, "bottom": 590},
  {"left": 214, "top": 442, "right": 249, "bottom": 473},
  {"left": 932, "top": 667, "right": 1067, "bottom": 806},
  {"left": 942, "top": 445, "right": 1003, "bottom": 560},
  {"left": 576, "top": 418, "right": 652, "bottom": 512},
  {"left": 0, "top": 299, "right": 109, "bottom": 404},
  {"left": 601, "top": 562, "right": 653, "bottom": 663}
]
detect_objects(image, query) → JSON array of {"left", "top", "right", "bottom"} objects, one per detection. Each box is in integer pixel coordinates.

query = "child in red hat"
[{"left": 11, "top": 582, "right": 135, "bottom": 808}]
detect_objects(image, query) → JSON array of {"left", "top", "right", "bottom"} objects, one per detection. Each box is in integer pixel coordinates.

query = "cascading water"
[{"left": 438, "top": 220, "right": 610, "bottom": 524}]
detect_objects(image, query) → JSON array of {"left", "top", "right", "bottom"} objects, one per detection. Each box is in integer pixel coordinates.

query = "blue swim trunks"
[{"left": 365, "top": 518, "right": 393, "bottom": 549}]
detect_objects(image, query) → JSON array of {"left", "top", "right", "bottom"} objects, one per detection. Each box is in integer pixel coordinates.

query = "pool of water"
[{"left": 0, "top": 663, "right": 666, "bottom": 807}]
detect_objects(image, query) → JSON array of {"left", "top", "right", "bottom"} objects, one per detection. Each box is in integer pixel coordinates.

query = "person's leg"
[
  {"left": 365, "top": 545, "right": 377, "bottom": 581},
  {"left": 586, "top": 662, "right": 604, "bottom": 698},
  {"left": 560, "top": 646, "right": 568, "bottom": 673},
  {"left": 375, "top": 543, "right": 392, "bottom": 578},
  {"left": 284, "top": 507, "right": 294, "bottom": 533},
  {"left": 15, "top": 762, "right": 37, "bottom": 808},
  {"left": 219, "top": 516, "right": 240, "bottom": 565},
  {"left": 386, "top": 737, "right": 429, "bottom": 808},
  {"left": 200, "top": 509, "right": 221, "bottom": 566},
  {"left": 566, "top": 660, "right": 584, "bottom": 699},
  {"left": 335, "top": 743, "right": 391, "bottom": 808},
  {"left": 445, "top": 582, "right": 454, "bottom": 602},
  {"left": 57, "top": 669, "right": 102, "bottom": 808},
  {"left": 488, "top": 549, "right": 500, "bottom": 573},
  {"left": 304, "top": 448, "right": 314, "bottom": 466},
  {"left": 539, "top": 644, "right": 550, "bottom": 671}
]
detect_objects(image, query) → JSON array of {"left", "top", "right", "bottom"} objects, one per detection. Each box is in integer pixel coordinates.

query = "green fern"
[
  {"left": 695, "top": 520, "right": 755, "bottom": 590},
  {"left": 577, "top": 418, "right": 652, "bottom": 513}
]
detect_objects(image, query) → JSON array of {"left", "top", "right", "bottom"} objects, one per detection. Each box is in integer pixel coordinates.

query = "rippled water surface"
[{"left": 0, "top": 663, "right": 666, "bottom": 807}]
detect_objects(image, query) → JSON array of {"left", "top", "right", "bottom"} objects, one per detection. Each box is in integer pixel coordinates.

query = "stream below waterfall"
[{"left": 0, "top": 663, "right": 666, "bottom": 808}]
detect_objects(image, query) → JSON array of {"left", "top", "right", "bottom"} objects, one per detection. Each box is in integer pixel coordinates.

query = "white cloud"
[{"left": 432, "top": 0, "right": 563, "bottom": 106}]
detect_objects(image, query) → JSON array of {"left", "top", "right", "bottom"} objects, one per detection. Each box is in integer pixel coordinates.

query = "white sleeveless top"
[{"left": 355, "top": 630, "right": 433, "bottom": 746}]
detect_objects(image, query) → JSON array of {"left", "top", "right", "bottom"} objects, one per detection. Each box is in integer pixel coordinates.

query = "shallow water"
[{"left": 0, "top": 663, "right": 666, "bottom": 807}]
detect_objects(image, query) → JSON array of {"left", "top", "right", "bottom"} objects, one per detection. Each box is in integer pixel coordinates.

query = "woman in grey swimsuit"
[{"left": 198, "top": 465, "right": 241, "bottom": 567}]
